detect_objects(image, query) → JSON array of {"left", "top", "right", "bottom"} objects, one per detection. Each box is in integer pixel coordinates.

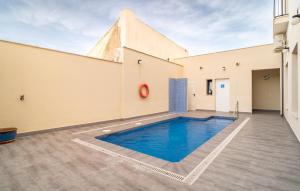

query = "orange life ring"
[{"left": 139, "top": 84, "right": 149, "bottom": 98}]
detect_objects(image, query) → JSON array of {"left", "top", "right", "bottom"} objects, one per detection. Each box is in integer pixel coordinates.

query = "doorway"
[
  {"left": 169, "top": 78, "right": 187, "bottom": 113},
  {"left": 216, "top": 79, "right": 230, "bottom": 112},
  {"left": 252, "top": 69, "right": 280, "bottom": 112}
]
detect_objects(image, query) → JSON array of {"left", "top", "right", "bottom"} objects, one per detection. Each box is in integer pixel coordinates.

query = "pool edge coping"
[
  {"left": 73, "top": 114, "right": 246, "bottom": 175},
  {"left": 72, "top": 115, "right": 250, "bottom": 185}
]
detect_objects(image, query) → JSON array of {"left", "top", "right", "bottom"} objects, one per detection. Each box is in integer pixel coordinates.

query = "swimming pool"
[{"left": 96, "top": 116, "right": 234, "bottom": 162}]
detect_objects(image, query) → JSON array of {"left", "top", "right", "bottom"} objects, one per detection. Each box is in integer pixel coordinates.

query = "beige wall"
[
  {"left": 282, "top": 0, "right": 300, "bottom": 141},
  {"left": 0, "top": 40, "right": 122, "bottom": 133},
  {"left": 87, "top": 21, "right": 121, "bottom": 62},
  {"left": 0, "top": 40, "right": 182, "bottom": 133},
  {"left": 252, "top": 69, "right": 280, "bottom": 110},
  {"left": 175, "top": 44, "right": 281, "bottom": 113},
  {"left": 88, "top": 10, "right": 188, "bottom": 61},
  {"left": 120, "top": 10, "right": 188, "bottom": 61},
  {"left": 121, "top": 47, "right": 183, "bottom": 118}
]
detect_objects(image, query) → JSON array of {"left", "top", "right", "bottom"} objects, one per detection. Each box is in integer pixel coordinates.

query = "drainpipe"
[{"left": 281, "top": 52, "right": 284, "bottom": 117}]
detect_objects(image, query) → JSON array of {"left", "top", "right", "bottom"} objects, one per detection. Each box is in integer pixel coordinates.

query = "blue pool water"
[{"left": 96, "top": 117, "right": 234, "bottom": 162}]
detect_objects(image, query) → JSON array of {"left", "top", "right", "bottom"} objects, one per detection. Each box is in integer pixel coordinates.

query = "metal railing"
[
  {"left": 274, "top": 0, "right": 288, "bottom": 18},
  {"left": 233, "top": 101, "right": 239, "bottom": 119}
]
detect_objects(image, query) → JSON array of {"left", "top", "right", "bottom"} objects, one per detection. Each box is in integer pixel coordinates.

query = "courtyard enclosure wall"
[
  {"left": 1, "top": 4, "right": 299, "bottom": 142},
  {"left": 0, "top": 40, "right": 182, "bottom": 133},
  {"left": 0, "top": 40, "right": 122, "bottom": 133},
  {"left": 121, "top": 47, "right": 183, "bottom": 118},
  {"left": 175, "top": 44, "right": 281, "bottom": 113}
]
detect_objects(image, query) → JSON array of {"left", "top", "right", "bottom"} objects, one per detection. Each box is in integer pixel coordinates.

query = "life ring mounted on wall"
[{"left": 139, "top": 84, "right": 149, "bottom": 99}]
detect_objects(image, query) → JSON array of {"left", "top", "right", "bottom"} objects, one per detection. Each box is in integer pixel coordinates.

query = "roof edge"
[
  {"left": 0, "top": 39, "right": 122, "bottom": 64},
  {"left": 174, "top": 43, "right": 275, "bottom": 60},
  {"left": 123, "top": 46, "right": 183, "bottom": 67}
]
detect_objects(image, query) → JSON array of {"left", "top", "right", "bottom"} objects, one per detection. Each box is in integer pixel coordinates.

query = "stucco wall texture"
[
  {"left": 0, "top": 40, "right": 122, "bottom": 133},
  {"left": 175, "top": 44, "right": 281, "bottom": 113},
  {"left": 252, "top": 69, "right": 280, "bottom": 110},
  {"left": 121, "top": 47, "right": 183, "bottom": 118},
  {"left": 0, "top": 40, "right": 280, "bottom": 133},
  {"left": 0, "top": 7, "right": 283, "bottom": 134},
  {"left": 0, "top": 40, "right": 182, "bottom": 133},
  {"left": 87, "top": 10, "right": 188, "bottom": 62}
]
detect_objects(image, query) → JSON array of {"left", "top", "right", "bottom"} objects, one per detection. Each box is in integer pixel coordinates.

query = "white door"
[
  {"left": 188, "top": 81, "right": 197, "bottom": 110},
  {"left": 216, "top": 79, "right": 230, "bottom": 112}
]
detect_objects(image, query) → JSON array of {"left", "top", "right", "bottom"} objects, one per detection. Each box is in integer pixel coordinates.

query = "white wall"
[{"left": 283, "top": 0, "right": 300, "bottom": 141}]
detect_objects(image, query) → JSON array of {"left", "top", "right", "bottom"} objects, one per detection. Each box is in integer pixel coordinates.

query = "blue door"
[{"left": 169, "top": 78, "right": 187, "bottom": 113}]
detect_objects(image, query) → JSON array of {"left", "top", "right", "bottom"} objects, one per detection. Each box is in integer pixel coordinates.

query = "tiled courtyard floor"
[{"left": 1, "top": 111, "right": 300, "bottom": 191}]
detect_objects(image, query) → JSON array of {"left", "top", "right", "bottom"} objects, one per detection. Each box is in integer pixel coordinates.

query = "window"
[{"left": 207, "top": 79, "right": 213, "bottom": 95}]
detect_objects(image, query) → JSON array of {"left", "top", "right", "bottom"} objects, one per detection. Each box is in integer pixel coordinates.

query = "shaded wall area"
[{"left": 252, "top": 69, "right": 280, "bottom": 111}]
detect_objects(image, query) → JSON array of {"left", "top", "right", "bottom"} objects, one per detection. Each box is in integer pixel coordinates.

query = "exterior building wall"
[
  {"left": 0, "top": 40, "right": 122, "bottom": 133},
  {"left": 121, "top": 47, "right": 183, "bottom": 118},
  {"left": 282, "top": 0, "right": 300, "bottom": 141},
  {"left": 0, "top": 40, "right": 182, "bottom": 133},
  {"left": 175, "top": 44, "right": 281, "bottom": 113},
  {"left": 87, "top": 21, "right": 121, "bottom": 62},
  {"left": 1, "top": 6, "right": 297, "bottom": 138},
  {"left": 119, "top": 10, "right": 188, "bottom": 61},
  {"left": 88, "top": 10, "right": 188, "bottom": 61}
]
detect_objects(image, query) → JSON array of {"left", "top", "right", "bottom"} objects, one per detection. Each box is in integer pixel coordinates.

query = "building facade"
[
  {"left": 273, "top": 0, "right": 300, "bottom": 140},
  {"left": 0, "top": 4, "right": 299, "bottom": 142}
]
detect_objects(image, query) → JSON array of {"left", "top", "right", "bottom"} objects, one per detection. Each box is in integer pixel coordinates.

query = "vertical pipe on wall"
[
  {"left": 273, "top": 0, "right": 275, "bottom": 17},
  {"left": 281, "top": 52, "right": 284, "bottom": 116},
  {"left": 281, "top": 0, "right": 283, "bottom": 15}
]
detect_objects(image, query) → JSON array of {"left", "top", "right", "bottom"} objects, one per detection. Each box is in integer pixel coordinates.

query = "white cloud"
[
  {"left": 0, "top": 0, "right": 273, "bottom": 55},
  {"left": 7, "top": 0, "right": 112, "bottom": 36}
]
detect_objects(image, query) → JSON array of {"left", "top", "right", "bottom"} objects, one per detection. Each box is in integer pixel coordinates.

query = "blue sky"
[{"left": 0, "top": 0, "right": 273, "bottom": 56}]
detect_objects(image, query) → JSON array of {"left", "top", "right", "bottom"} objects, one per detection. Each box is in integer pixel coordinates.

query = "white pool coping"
[
  {"left": 72, "top": 117, "right": 250, "bottom": 185},
  {"left": 72, "top": 113, "right": 176, "bottom": 135}
]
